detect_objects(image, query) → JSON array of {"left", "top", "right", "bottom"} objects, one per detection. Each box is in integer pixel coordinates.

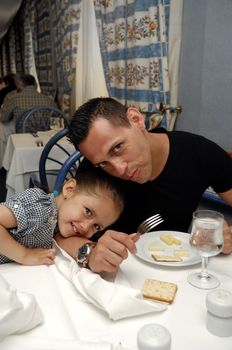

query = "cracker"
[
  {"left": 151, "top": 254, "right": 182, "bottom": 262},
  {"left": 141, "top": 279, "right": 177, "bottom": 304}
]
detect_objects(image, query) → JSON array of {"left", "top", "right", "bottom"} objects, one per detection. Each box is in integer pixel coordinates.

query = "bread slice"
[
  {"left": 151, "top": 254, "right": 182, "bottom": 262},
  {"left": 141, "top": 278, "right": 177, "bottom": 304}
]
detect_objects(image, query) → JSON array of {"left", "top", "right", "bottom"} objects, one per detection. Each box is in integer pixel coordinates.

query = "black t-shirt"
[{"left": 78, "top": 129, "right": 232, "bottom": 234}]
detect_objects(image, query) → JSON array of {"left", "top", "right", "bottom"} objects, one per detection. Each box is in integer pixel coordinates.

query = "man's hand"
[
  {"left": 88, "top": 230, "right": 139, "bottom": 273},
  {"left": 21, "top": 247, "right": 56, "bottom": 265},
  {"left": 222, "top": 225, "right": 232, "bottom": 255}
]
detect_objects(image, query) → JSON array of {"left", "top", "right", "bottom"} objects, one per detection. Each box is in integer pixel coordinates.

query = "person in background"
[
  {"left": 0, "top": 77, "right": 4, "bottom": 90},
  {"left": 0, "top": 73, "right": 16, "bottom": 107},
  {"left": 0, "top": 169, "right": 124, "bottom": 265},
  {"left": 0, "top": 73, "right": 56, "bottom": 168},
  {"left": 55, "top": 97, "right": 232, "bottom": 274},
  {"left": 0, "top": 73, "right": 56, "bottom": 124}
]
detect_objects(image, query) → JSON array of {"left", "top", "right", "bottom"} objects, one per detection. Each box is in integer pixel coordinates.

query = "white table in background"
[{"left": 2, "top": 130, "right": 75, "bottom": 199}]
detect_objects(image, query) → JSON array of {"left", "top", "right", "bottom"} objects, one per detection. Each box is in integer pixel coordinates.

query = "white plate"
[{"left": 136, "top": 231, "right": 201, "bottom": 267}]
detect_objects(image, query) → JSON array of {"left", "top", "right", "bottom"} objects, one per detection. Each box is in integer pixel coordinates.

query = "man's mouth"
[{"left": 127, "top": 168, "right": 138, "bottom": 181}]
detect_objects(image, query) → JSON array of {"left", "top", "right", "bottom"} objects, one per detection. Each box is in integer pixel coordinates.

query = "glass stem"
[{"left": 200, "top": 257, "right": 209, "bottom": 279}]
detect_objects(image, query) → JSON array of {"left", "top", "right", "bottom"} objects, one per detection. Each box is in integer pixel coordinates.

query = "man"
[
  {"left": 0, "top": 73, "right": 56, "bottom": 167},
  {"left": 0, "top": 73, "right": 16, "bottom": 107},
  {"left": 55, "top": 97, "right": 232, "bottom": 273}
]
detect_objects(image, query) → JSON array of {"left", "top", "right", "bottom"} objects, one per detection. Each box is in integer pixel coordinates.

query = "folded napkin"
[
  {"left": 0, "top": 274, "right": 44, "bottom": 341},
  {"left": 54, "top": 242, "right": 167, "bottom": 320}
]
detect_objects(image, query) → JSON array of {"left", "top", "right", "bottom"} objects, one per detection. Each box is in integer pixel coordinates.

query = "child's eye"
[
  {"left": 96, "top": 161, "right": 107, "bottom": 169},
  {"left": 94, "top": 223, "right": 101, "bottom": 231},
  {"left": 85, "top": 208, "right": 92, "bottom": 216}
]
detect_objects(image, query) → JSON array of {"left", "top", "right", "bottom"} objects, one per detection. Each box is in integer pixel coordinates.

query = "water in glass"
[{"left": 188, "top": 210, "right": 224, "bottom": 289}]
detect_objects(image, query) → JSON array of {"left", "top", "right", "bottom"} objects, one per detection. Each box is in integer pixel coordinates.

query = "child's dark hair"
[{"left": 74, "top": 168, "right": 124, "bottom": 214}]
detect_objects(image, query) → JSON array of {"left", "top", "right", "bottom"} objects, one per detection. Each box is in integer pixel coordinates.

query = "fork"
[{"left": 137, "top": 214, "right": 164, "bottom": 235}]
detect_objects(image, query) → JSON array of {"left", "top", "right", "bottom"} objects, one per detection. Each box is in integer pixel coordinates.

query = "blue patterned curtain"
[
  {"left": 94, "top": 0, "right": 172, "bottom": 129},
  {"left": 50, "top": 0, "right": 81, "bottom": 117},
  {"left": 0, "top": 6, "right": 24, "bottom": 76},
  {"left": 27, "top": 0, "right": 55, "bottom": 96}
]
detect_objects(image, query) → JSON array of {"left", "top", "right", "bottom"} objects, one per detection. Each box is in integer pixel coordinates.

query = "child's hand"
[{"left": 22, "top": 248, "right": 56, "bottom": 266}]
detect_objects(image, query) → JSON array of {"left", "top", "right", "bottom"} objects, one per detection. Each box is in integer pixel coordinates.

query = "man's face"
[{"left": 78, "top": 112, "right": 154, "bottom": 184}]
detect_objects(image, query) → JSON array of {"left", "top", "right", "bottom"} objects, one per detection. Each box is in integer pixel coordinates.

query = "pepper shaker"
[{"left": 206, "top": 289, "right": 232, "bottom": 337}]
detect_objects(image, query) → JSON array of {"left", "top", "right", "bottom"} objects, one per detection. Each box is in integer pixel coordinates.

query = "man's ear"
[
  {"left": 62, "top": 178, "right": 78, "bottom": 198},
  {"left": 126, "top": 107, "right": 145, "bottom": 130}
]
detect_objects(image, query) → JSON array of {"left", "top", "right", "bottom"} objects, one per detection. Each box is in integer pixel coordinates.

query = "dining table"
[
  {"left": 0, "top": 235, "right": 231, "bottom": 350},
  {"left": 2, "top": 130, "right": 75, "bottom": 199}
]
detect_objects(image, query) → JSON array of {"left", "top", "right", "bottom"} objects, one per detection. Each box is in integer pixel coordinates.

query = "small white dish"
[{"left": 136, "top": 230, "right": 201, "bottom": 267}]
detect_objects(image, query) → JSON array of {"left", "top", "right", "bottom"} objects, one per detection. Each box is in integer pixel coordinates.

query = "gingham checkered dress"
[{"left": 0, "top": 188, "right": 58, "bottom": 263}]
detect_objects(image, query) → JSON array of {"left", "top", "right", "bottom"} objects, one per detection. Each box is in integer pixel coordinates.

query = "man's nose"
[{"left": 111, "top": 158, "right": 127, "bottom": 176}]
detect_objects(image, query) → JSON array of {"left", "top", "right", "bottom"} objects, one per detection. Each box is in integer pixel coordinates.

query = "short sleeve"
[
  {"left": 2, "top": 188, "right": 57, "bottom": 238},
  {"left": 200, "top": 138, "right": 232, "bottom": 193}
]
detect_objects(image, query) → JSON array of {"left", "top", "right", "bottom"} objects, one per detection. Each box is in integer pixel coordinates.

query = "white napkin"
[
  {"left": 0, "top": 274, "right": 44, "bottom": 341},
  {"left": 54, "top": 242, "right": 167, "bottom": 320}
]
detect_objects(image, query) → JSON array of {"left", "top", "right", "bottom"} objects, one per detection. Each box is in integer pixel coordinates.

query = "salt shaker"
[
  {"left": 206, "top": 289, "right": 232, "bottom": 337},
  {"left": 137, "top": 323, "right": 171, "bottom": 350}
]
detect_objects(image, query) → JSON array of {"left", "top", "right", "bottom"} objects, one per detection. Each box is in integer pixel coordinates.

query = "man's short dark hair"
[
  {"left": 15, "top": 73, "right": 37, "bottom": 88},
  {"left": 68, "top": 97, "right": 130, "bottom": 147}
]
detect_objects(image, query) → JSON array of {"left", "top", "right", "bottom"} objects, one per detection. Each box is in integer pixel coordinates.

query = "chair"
[
  {"left": 36, "top": 127, "right": 82, "bottom": 192},
  {"left": 202, "top": 187, "right": 226, "bottom": 205},
  {"left": 15, "top": 105, "right": 67, "bottom": 133},
  {"left": 53, "top": 150, "right": 83, "bottom": 194}
]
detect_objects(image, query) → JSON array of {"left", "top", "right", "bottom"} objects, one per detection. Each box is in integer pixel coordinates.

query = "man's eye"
[
  {"left": 85, "top": 208, "right": 92, "bottom": 216},
  {"left": 114, "top": 143, "right": 121, "bottom": 153}
]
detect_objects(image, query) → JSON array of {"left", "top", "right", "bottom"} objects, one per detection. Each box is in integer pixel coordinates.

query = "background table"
[
  {"left": 2, "top": 131, "right": 75, "bottom": 199},
  {"left": 0, "top": 249, "right": 231, "bottom": 350}
]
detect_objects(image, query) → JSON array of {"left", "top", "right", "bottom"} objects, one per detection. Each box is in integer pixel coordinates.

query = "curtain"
[
  {"left": 26, "top": 0, "right": 54, "bottom": 96},
  {"left": 0, "top": 0, "right": 182, "bottom": 124},
  {"left": 94, "top": 0, "right": 172, "bottom": 129},
  {"left": 50, "top": 0, "right": 82, "bottom": 117},
  {"left": 168, "top": 0, "right": 183, "bottom": 130},
  {"left": 0, "top": 0, "right": 40, "bottom": 87},
  {"left": 74, "top": 0, "right": 108, "bottom": 111}
]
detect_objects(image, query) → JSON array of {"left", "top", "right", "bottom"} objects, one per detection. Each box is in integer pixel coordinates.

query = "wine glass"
[
  {"left": 50, "top": 116, "right": 60, "bottom": 131},
  {"left": 187, "top": 210, "right": 224, "bottom": 289}
]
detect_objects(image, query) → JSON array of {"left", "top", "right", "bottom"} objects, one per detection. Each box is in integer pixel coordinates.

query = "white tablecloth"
[
  {"left": 0, "top": 120, "right": 15, "bottom": 169},
  {"left": 2, "top": 131, "right": 75, "bottom": 199},
  {"left": 0, "top": 251, "right": 231, "bottom": 350}
]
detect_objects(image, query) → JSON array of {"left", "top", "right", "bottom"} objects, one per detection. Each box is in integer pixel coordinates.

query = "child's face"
[{"left": 57, "top": 188, "right": 120, "bottom": 239}]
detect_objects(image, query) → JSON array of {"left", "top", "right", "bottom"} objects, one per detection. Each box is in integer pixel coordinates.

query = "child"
[{"left": 0, "top": 169, "right": 124, "bottom": 265}]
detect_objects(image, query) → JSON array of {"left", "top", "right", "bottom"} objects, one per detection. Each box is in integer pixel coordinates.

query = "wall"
[{"left": 176, "top": 0, "right": 232, "bottom": 151}]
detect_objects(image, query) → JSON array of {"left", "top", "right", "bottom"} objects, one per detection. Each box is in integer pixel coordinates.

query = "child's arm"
[{"left": 0, "top": 204, "right": 55, "bottom": 265}]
